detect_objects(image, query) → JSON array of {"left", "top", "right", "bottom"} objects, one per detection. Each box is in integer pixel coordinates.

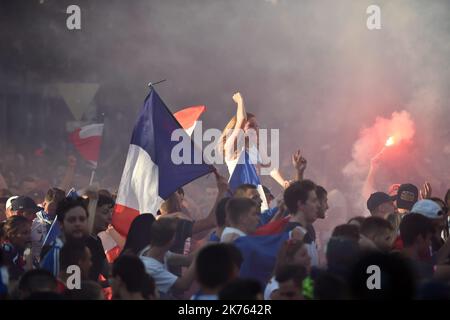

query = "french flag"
[
  {"left": 69, "top": 123, "right": 104, "bottom": 167},
  {"left": 174, "top": 105, "right": 206, "bottom": 137},
  {"left": 234, "top": 232, "right": 290, "bottom": 286},
  {"left": 112, "top": 89, "right": 214, "bottom": 236},
  {"left": 228, "top": 151, "right": 269, "bottom": 211}
]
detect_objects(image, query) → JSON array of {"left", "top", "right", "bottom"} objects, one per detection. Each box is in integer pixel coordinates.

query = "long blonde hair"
[{"left": 218, "top": 112, "right": 256, "bottom": 160}]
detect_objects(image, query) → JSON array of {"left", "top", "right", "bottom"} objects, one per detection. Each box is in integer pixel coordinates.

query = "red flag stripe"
[
  {"left": 174, "top": 105, "right": 206, "bottom": 129},
  {"left": 111, "top": 204, "right": 140, "bottom": 237}
]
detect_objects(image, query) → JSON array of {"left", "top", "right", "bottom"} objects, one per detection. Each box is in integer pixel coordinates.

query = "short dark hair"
[
  {"left": 234, "top": 184, "right": 257, "bottom": 198},
  {"left": 149, "top": 218, "right": 177, "bottom": 247},
  {"left": 215, "top": 197, "right": 230, "bottom": 227},
  {"left": 360, "top": 217, "right": 394, "bottom": 238},
  {"left": 97, "top": 194, "right": 115, "bottom": 208},
  {"left": 283, "top": 180, "right": 317, "bottom": 213},
  {"left": 275, "top": 264, "right": 307, "bottom": 286},
  {"left": 219, "top": 279, "right": 262, "bottom": 300},
  {"left": 45, "top": 187, "right": 65, "bottom": 203},
  {"left": 316, "top": 185, "right": 328, "bottom": 202},
  {"left": 113, "top": 254, "right": 149, "bottom": 293},
  {"left": 332, "top": 224, "right": 360, "bottom": 242},
  {"left": 225, "top": 198, "right": 258, "bottom": 226},
  {"left": 56, "top": 197, "right": 88, "bottom": 223},
  {"left": 18, "top": 269, "right": 57, "bottom": 297},
  {"left": 400, "top": 213, "right": 434, "bottom": 247},
  {"left": 347, "top": 216, "right": 366, "bottom": 227},
  {"left": 60, "top": 239, "right": 89, "bottom": 271},
  {"left": 196, "top": 244, "right": 239, "bottom": 289}
]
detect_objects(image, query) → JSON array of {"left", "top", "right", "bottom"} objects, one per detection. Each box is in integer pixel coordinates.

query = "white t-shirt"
[
  {"left": 290, "top": 225, "right": 319, "bottom": 267},
  {"left": 140, "top": 251, "right": 177, "bottom": 294},
  {"left": 225, "top": 145, "right": 261, "bottom": 176},
  {"left": 220, "top": 227, "right": 247, "bottom": 243},
  {"left": 264, "top": 277, "right": 279, "bottom": 300}
]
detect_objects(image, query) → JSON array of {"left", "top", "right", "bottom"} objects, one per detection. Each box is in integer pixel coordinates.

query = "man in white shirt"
[
  {"left": 139, "top": 218, "right": 196, "bottom": 298},
  {"left": 221, "top": 198, "right": 260, "bottom": 243}
]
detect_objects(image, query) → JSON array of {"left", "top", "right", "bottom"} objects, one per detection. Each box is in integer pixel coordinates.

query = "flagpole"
[
  {"left": 89, "top": 112, "right": 106, "bottom": 186},
  {"left": 148, "top": 79, "right": 167, "bottom": 88},
  {"left": 89, "top": 169, "right": 96, "bottom": 186}
]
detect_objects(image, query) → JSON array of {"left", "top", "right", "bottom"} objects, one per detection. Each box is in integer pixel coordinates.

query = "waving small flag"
[{"left": 69, "top": 123, "right": 104, "bottom": 168}]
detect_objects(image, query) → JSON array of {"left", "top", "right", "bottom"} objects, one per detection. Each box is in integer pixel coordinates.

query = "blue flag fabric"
[
  {"left": 42, "top": 218, "right": 60, "bottom": 248},
  {"left": 233, "top": 232, "right": 290, "bottom": 286},
  {"left": 228, "top": 151, "right": 261, "bottom": 192},
  {"left": 228, "top": 151, "right": 269, "bottom": 211}
]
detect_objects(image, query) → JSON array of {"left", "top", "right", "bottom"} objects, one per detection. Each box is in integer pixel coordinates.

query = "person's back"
[
  {"left": 192, "top": 244, "right": 241, "bottom": 300},
  {"left": 219, "top": 279, "right": 263, "bottom": 300},
  {"left": 18, "top": 269, "right": 58, "bottom": 299},
  {"left": 399, "top": 213, "right": 435, "bottom": 282},
  {"left": 112, "top": 254, "right": 156, "bottom": 300}
]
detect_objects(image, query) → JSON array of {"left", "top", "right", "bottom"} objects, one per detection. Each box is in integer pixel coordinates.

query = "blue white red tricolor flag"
[{"left": 112, "top": 89, "right": 213, "bottom": 236}]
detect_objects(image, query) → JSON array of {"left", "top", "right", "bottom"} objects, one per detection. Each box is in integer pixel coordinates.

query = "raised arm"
[
  {"left": 191, "top": 171, "right": 229, "bottom": 235},
  {"left": 270, "top": 168, "right": 289, "bottom": 189},
  {"left": 223, "top": 92, "right": 247, "bottom": 159},
  {"left": 58, "top": 156, "right": 77, "bottom": 192},
  {"left": 292, "top": 149, "right": 307, "bottom": 182},
  {"left": 362, "top": 156, "right": 380, "bottom": 200}
]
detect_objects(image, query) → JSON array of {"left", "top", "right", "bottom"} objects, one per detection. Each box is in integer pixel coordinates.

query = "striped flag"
[
  {"left": 174, "top": 105, "right": 206, "bottom": 137},
  {"left": 69, "top": 123, "right": 104, "bottom": 168},
  {"left": 112, "top": 89, "right": 214, "bottom": 236}
]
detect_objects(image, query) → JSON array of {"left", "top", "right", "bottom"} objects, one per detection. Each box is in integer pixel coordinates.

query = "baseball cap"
[
  {"left": 11, "top": 196, "right": 41, "bottom": 213},
  {"left": 5, "top": 196, "right": 18, "bottom": 210},
  {"left": 367, "top": 192, "right": 393, "bottom": 212},
  {"left": 411, "top": 200, "right": 443, "bottom": 219},
  {"left": 396, "top": 183, "right": 418, "bottom": 211}
]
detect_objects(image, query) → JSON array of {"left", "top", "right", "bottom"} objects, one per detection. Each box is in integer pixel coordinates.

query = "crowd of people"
[{"left": 1, "top": 93, "right": 450, "bottom": 300}]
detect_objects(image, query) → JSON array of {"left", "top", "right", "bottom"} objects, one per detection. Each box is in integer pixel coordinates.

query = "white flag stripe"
[
  {"left": 115, "top": 144, "right": 164, "bottom": 216},
  {"left": 79, "top": 123, "right": 104, "bottom": 139}
]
